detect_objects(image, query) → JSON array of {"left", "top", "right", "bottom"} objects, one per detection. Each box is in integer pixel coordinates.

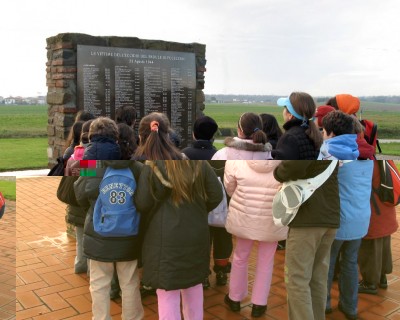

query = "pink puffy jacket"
[{"left": 224, "top": 160, "right": 288, "bottom": 242}]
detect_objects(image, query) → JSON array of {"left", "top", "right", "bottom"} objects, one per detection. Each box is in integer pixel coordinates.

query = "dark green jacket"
[
  {"left": 273, "top": 160, "right": 340, "bottom": 228},
  {"left": 136, "top": 160, "right": 223, "bottom": 290}
]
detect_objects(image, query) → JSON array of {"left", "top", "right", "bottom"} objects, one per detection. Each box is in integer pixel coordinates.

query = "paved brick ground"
[
  {"left": 15, "top": 177, "right": 400, "bottom": 319},
  {"left": 0, "top": 200, "right": 16, "bottom": 320}
]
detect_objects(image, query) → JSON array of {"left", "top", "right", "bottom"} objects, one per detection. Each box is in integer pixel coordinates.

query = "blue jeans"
[{"left": 326, "top": 239, "right": 362, "bottom": 315}]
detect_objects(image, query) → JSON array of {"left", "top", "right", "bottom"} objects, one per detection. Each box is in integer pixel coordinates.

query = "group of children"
[{"left": 58, "top": 92, "right": 398, "bottom": 320}]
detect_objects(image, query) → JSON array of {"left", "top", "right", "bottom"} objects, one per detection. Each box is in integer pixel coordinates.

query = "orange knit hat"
[{"left": 336, "top": 94, "right": 360, "bottom": 115}]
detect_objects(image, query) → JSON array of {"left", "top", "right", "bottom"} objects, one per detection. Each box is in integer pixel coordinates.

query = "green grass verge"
[
  {"left": 0, "top": 138, "right": 48, "bottom": 171},
  {"left": 0, "top": 180, "right": 16, "bottom": 200},
  {"left": 0, "top": 105, "right": 48, "bottom": 138}
]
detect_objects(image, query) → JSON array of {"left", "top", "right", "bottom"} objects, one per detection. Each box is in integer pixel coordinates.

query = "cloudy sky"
[{"left": 1, "top": 0, "right": 399, "bottom": 97}]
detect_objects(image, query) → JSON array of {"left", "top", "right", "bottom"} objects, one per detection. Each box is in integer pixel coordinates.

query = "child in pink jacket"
[{"left": 223, "top": 160, "right": 288, "bottom": 317}]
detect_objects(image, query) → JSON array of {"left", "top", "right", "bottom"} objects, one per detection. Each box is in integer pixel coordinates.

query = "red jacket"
[{"left": 364, "top": 161, "right": 399, "bottom": 239}]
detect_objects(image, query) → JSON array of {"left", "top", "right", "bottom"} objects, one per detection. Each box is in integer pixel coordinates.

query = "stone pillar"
[{"left": 46, "top": 33, "right": 206, "bottom": 167}]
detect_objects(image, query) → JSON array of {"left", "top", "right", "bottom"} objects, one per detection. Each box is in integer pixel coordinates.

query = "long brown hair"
[
  {"left": 289, "top": 92, "right": 323, "bottom": 150},
  {"left": 238, "top": 112, "right": 267, "bottom": 143},
  {"left": 150, "top": 160, "right": 208, "bottom": 206},
  {"left": 134, "top": 113, "right": 183, "bottom": 160}
]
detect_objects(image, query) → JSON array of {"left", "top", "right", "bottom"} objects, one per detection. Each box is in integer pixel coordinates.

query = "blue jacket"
[
  {"left": 335, "top": 160, "right": 373, "bottom": 240},
  {"left": 83, "top": 135, "right": 121, "bottom": 160},
  {"left": 318, "top": 134, "right": 359, "bottom": 160}
]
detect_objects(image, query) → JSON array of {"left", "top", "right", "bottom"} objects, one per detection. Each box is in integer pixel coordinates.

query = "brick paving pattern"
[
  {"left": 15, "top": 177, "right": 400, "bottom": 319},
  {"left": 0, "top": 199, "right": 16, "bottom": 320}
]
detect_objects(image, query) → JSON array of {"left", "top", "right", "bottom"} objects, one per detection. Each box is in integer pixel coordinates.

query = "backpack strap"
[
  {"left": 370, "top": 191, "right": 381, "bottom": 215},
  {"left": 376, "top": 139, "right": 382, "bottom": 154}
]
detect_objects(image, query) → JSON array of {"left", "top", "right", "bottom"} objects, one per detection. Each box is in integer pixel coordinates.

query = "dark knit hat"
[{"left": 193, "top": 116, "right": 218, "bottom": 140}]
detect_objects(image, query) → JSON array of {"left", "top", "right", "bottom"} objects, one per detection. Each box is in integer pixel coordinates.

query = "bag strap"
[
  {"left": 307, "top": 160, "right": 338, "bottom": 189},
  {"left": 283, "top": 160, "right": 338, "bottom": 205}
]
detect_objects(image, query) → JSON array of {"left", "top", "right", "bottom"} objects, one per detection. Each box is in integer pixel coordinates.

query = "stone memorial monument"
[{"left": 46, "top": 33, "right": 206, "bottom": 166}]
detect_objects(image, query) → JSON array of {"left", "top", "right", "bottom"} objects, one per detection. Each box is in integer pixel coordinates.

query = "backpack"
[
  {"left": 93, "top": 166, "right": 140, "bottom": 237},
  {"left": 0, "top": 192, "right": 5, "bottom": 219},
  {"left": 373, "top": 160, "right": 400, "bottom": 208},
  {"left": 48, "top": 157, "right": 65, "bottom": 176},
  {"left": 360, "top": 119, "right": 382, "bottom": 156}
]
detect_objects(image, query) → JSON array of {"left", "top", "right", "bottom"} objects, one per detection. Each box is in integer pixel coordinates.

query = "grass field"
[
  {"left": 0, "top": 180, "right": 16, "bottom": 200},
  {"left": 0, "top": 103, "right": 399, "bottom": 171},
  {"left": 0, "top": 105, "right": 48, "bottom": 138},
  {"left": 0, "top": 138, "right": 48, "bottom": 171}
]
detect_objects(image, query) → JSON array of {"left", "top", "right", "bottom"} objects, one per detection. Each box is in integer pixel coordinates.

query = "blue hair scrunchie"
[
  {"left": 253, "top": 127, "right": 260, "bottom": 133},
  {"left": 300, "top": 119, "right": 309, "bottom": 128}
]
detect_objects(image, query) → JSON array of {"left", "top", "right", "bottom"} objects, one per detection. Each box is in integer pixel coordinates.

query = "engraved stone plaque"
[{"left": 77, "top": 45, "right": 196, "bottom": 147}]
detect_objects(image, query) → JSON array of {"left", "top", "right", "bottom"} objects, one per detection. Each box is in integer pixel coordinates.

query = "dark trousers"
[
  {"left": 358, "top": 235, "right": 393, "bottom": 285},
  {"left": 209, "top": 226, "right": 233, "bottom": 259}
]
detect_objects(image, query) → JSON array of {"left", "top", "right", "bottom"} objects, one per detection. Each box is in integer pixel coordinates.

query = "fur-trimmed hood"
[
  {"left": 212, "top": 137, "right": 273, "bottom": 160},
  {"left": 224, "top": 137, "right": 272, "bottom": 152}
]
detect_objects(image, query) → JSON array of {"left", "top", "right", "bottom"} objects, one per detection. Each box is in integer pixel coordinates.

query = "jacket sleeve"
[
  {"left": 134, "top": 165, "right": 161, "bottom": 214},
  {"left": 223, "top": 160, "right": 237, "bottom": 197},
  {"left": 203, "top": 161, "right": 223, "bottom": 212},
  {"left": 73, "top": 176, "right": 101, "bottom": 208},
  {"left": 273, "top": 160, "right": 311, "bottom": 182}
]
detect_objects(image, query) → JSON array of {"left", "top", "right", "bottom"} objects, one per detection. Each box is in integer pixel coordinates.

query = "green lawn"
[
  {"left": 0, "top": 180, "right": 16, "bottom": 200},
  {"left": 0, "top": 104, "right": 399, "bottom": 171},
  {"left": 0, "top": 105, "right": 48, "bottom": 138},
  {"left": 0, "top": 138, "right": 48, "bottom": 171}
]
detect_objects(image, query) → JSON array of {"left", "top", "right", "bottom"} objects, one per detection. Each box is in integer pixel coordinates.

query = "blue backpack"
[{"left": 93, "top": 167, "right": 140, "bottom": 237}]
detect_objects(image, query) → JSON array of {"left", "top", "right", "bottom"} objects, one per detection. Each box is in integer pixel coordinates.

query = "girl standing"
[
  {"left": 223, "top": 160, "right": 287, "bottom": 317},
  {"left": 273, "top": 92, "right": 322, "bottom": 159},
  {"left": 212, "top": 112, "right": 272, "bottom": 160},
  {"left": 135, "top": 160, "right": 223, "bottom": 320}
]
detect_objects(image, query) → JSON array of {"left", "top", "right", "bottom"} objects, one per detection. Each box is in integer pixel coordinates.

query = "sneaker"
[
  {"left": 379, "top": 274, "right": 388, "bottom": 289},
  {"left": 251, "top": 304, "right": 267, "bottom": 317},
  {"left": 140, "top": 286, "right": 157, "bottom": 299},
  {"left": 203, "top": 277, "right": 210, "bottom": 289},
  {"left": 216, "top": 271, "right": 228, "bottom": 286},
  {"left": 224, "top": 294, "right": 240, "bottom": 312},
  {"left": 358, "top": 280, "right": 378, "bottom": 295},
  {"left": 338, "top": 302, "right": 357, "bottom": 320}
]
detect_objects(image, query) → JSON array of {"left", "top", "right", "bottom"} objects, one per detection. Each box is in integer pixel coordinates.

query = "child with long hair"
[
  {"left": 133, "top": 112, "right": 184, "bottom": 160},
  {"left": 117, "top": 123, "right": 137, "bottom": 160},
  {"left": 135, "top": 160, "right": 223, "bottom": 320},
  {"left": 273, "top": 92, "right": 322, "bottom": 159},
  {"left": 212, "top": 112, "right": 272, "bottom": 160},
  {"left": 260, "top": 113, "right": 282, "bottom": 149}
]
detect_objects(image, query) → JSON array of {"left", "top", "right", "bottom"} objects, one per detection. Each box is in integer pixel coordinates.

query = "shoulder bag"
[{"left": 272, "top": 160, "right": 338, "bottom": 227}]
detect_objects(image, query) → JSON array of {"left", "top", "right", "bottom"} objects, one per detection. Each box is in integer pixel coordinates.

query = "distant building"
[{"left": 4, "top": 97, "right": 16, "bottom": 105}]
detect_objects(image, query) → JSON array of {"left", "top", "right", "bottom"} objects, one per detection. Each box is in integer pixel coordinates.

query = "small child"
[
  {"left": 212, "top": 112, "right": 272, "bottom": 160},
  {"left": 182, "top": 115, "right": 219, "bottom": 160},
  {"left": 318, "top": 110, "right": 359, "bottom": 160},
  {"left": 133, "top": 112, "right": 184, "bottom": 160},
  {"left": 83, "top": 117, "right": 121, "bottom": 160}
]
